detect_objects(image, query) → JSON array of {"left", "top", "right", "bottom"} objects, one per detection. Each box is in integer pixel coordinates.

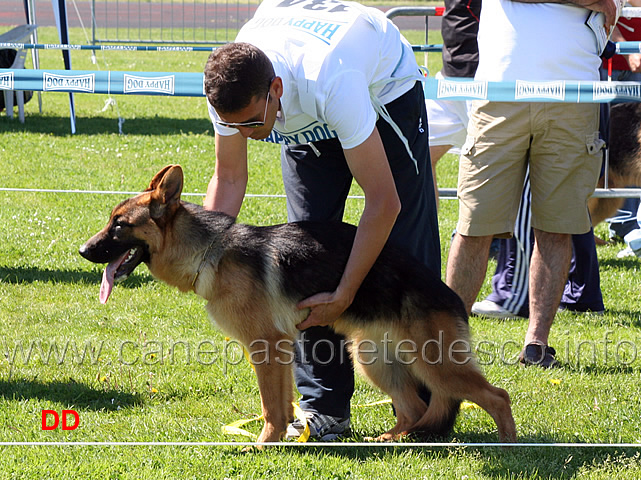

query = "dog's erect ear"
[
  {"left": 146, "top": 165, "right": 178, "bottom": 192},
  {"left": 148, "top": 165, "right": 184, "bottom": 220}
]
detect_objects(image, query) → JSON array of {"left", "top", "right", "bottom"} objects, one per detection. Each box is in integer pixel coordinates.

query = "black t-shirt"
[{"left": 441, "top": 0, "right": 481, "bottom": 78}]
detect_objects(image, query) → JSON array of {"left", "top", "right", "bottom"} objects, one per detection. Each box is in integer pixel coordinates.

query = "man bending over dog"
[{"left": 203, "top": 0, "right": 440, "bottom": 440}]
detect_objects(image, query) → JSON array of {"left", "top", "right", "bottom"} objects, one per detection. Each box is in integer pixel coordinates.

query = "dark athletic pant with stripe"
[{"left": 280, "top": 81, "right": 440, "bottom": 419}]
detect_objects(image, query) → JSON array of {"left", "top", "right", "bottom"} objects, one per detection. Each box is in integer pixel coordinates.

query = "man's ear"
[
  {"left": 148, "top": 165, "right": 184, "bottom": 220},
  {"left": 272, "top": 76, "right": 284, "bottom": 101}
]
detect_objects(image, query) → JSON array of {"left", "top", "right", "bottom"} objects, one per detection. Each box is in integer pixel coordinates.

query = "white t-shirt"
[
  {"left": 208, "top": 0, "right": 419, "bottom": 149},
  {"left": 475, "top": 1, "right": 600, "bottom": 82}
]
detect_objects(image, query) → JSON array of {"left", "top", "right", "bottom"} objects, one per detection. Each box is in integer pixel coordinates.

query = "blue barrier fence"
[
  {"left": 0, "top": 69, "right": 205, "bottom": 96},
  {"left": 2, "top": 68, "right": 641, "bottom": 103}
]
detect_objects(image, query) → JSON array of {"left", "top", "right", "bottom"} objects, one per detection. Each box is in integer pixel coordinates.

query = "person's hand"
[
  {"left": 628, "top": 53, "right": 641, "bottom": 72},
  {"left": 296, "top": 290, "right": 352, "bottom": 330},
  {"left": 582, "top": 0, "right": 619, "bottom": 34}
]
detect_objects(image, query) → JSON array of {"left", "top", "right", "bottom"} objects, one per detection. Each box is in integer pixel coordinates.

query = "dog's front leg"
[{"left": 249, "top": 338, "right": 294, "bottom": 444}]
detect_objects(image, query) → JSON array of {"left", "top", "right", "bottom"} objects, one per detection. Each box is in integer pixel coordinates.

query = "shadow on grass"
[
  {"left": 270, "top": 434, "right": 641, "bottom": 478},
  {"left": 0, "top": 377, "right": 142, "bottom": 410},
  {"left": 478, "top": 444, "right": 641, "bottom": 479},
  {"left": 0, "top": 115, "right": 213, "bottom": 136},
  {"left": 592, "top": 310, "right": 641, "bottom": 328},
  {"left": 599, "top": 257, "right": 641, "bottom": 270},
  {"left": 564, "top": 363, "right": 641, "bottom": 375},
  {"left": 0, "top": 265, "right": 152, "bottom": 288}
]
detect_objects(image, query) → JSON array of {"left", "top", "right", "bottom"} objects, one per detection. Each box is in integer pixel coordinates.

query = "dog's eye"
[{"left": 112, "top": 219, "right": 131, "bottom": 235}]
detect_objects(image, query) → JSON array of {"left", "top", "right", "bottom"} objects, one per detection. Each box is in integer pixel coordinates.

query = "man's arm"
[
  {"left": 296, "top": 127, "right": 401, "bottom": 329},
  {"left": 513, "top": 0, "right": 618, "bottom": 31},
  {"left": 204, "top": 132, "right": 249, "bottom": 216},
  {"left": 609, "top": 24, "right": 641, "bottom": 71}
]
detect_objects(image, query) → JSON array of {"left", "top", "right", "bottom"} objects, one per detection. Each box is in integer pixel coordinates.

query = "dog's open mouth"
[{"left": 100, "top": 247, "right": 144, "bottom": 304}]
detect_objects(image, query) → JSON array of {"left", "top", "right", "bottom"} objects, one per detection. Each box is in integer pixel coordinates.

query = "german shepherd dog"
[
  {"left": 80, "top": 165, "right": 517, "bottom": 444},
  {"left": 590, "top": 102, "right": 641, "bottom": 233}
]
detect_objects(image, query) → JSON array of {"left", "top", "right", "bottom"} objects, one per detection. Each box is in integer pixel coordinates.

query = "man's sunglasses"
[{"left": 216, "top": 90, "right": 271, "bottom": 129}]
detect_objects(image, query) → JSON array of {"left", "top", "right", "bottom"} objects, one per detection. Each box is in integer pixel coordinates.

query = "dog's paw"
[
  {"left": 241, "top": 445, "right": 261, "bottom": 454},
  {"left": 364, "top": 432, "right": 399, "bottom": 442}
]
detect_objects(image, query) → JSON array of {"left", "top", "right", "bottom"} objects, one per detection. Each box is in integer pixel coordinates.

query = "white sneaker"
[
  {"left": 624, "top": 229, "right": 641, "bottom": 257},
  {"left": 471, "top": 300, "right": 523, "bottom": 319},
  {"left": 617, "top": 246, "right": 636, "bottom": 259},
  {"left": 285, "top": 411, "right": 350, "bottom": 441}
]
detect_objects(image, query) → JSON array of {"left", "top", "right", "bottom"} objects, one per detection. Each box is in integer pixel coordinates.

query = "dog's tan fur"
[
  {"left": 589, "top": 103, "right": 641, "bottom": 236},
  {"left": 81, "top": 165, "right": 517, "bottom": 444}
]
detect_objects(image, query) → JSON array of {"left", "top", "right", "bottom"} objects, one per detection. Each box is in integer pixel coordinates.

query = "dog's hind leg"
[
  {"left": 412, "top": 365, "right": 517, "bottom": 443},
  {"left": 353, "top": 355, "right": 427, "bottom": 441},
  {"left": 454, "top": 373, "right": 516, "bottom": 443},
  {"left": 375, "top": 385, "right": 428, "bottom": 442},
  {"left": 248, "top": 338, "right": 294, "bottom": 444},
  {"left": 399, "top": 313, "right": 517, "bottom": 442}
]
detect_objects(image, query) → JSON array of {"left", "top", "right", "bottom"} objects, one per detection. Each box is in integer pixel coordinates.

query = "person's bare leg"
[
  {"left": 526, "top": 229, "right": 572, "bottom": 346},
  {"left": 446, "top": 232, "right": 494, "bottom": 313},
  {"left": 429, "top": 144, "right": 452, "bottom": 210}
]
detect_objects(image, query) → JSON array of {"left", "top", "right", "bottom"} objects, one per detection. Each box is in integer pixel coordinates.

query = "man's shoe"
[
  {"left": 518, "top": 344, "right": 559, "bottom": 369},
  {"left": 617, "top": 246, "right": 636, "bottom": 259},
  {"left": 471, "top": 300, "right": 523, "bottom": 319},
  {"left": 285, "top": 411, "right": 350, "bottom": 441}
]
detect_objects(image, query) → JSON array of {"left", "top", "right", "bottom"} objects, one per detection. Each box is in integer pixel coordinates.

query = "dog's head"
[{"left": 79, "top": 164, "right": 184, "bottom": 303}]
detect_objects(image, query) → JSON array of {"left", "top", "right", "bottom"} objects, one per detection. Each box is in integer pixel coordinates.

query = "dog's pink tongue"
[{"left": 100, "top": 252, "right": 129, "bottom": 304}]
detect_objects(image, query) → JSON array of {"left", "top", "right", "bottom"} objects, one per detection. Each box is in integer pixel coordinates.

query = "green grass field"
[{"left": 1, "top": 26, "right": 641, "bottom": 479}]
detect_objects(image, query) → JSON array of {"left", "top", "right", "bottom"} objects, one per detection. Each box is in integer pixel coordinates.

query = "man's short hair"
[{"left": 204, "top": 42, "right": 275, "bottom": 114}]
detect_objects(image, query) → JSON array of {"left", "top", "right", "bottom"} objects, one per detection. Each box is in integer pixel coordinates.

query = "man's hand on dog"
[{"left": 296, "top": 290, "right": 352, "bottom": 329}]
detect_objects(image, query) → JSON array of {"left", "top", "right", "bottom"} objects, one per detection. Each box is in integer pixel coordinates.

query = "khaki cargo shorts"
[{"left": 456, "top": 101, "right": 603, "bottom": 237}]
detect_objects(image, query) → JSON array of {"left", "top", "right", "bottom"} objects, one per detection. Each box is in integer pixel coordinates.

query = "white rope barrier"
[
  {"left": 0, "top": 187, "right": 638, "bottom": 200},
  {"left": 1, "top": 441, "right": 640, "bottom": 448}
]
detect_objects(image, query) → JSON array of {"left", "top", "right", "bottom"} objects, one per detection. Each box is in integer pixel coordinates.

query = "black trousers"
[{"left": 280, "top": 82, "right": 440, "bottom": 418}]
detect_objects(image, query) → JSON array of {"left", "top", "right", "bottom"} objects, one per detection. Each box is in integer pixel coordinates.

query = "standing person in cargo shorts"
[{"left": 445, "top": 0, "right": 616, "bottom": 368}]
